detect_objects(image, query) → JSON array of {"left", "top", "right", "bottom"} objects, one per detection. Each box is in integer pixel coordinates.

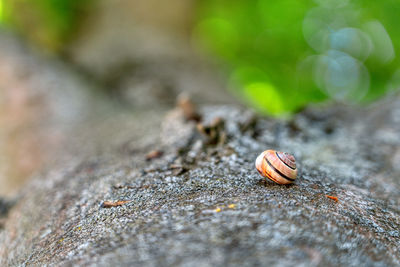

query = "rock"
[
  {"left": 0, "top": 32, "right": 399, "bottom": 266},
  {"left": 1, "top": 98, "right": 400, "bottom": 265}
]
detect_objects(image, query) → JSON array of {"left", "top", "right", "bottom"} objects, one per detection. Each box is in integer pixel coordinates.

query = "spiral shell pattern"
[{"left": 255, "top": 150, "right": 297, "bottom": 184}]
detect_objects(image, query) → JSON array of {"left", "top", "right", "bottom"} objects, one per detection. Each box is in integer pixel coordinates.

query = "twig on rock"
[
  {"left": 326, "top": 195, "right": 339, "bottom": 202},
  {"left": 177, "top": 93, "right": 202, "bottom": 122},
  {"left": 145, "top": 150, "right": 164, "bottom": 161},
  {"left": 101, "top": 200, "right": 131, "bottom": 208}
]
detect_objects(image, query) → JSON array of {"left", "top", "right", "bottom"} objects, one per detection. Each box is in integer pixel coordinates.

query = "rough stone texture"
[{"left": 0, "top": 32, "right": 400, "bottom": 266}]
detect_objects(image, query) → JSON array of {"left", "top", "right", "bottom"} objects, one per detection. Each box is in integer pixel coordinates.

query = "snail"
[{"left": 255, "top": 150, "right": 297, "bottom": 184}]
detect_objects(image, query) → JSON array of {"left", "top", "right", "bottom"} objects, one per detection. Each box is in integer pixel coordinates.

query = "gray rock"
[
  {"left": 1, "top": 99, "right": 400, "bottom": 266},
  {"left": 0, "top": 32, "right": 399, "bottom": 266}
]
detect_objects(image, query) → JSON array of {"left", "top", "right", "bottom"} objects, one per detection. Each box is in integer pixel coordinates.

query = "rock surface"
[{"left": 0, "top": 32, "right": 400, "bottom": 266}]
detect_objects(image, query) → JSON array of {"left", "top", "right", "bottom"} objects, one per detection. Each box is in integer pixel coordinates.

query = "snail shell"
[{"left": 255, "top": 150, "right": 297, "bottom": 184}]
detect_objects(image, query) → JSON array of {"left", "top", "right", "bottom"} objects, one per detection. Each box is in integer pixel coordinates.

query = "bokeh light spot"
[
  {"left": 314, "top": 50, "right": 370, "bottom": 102},
  {"left": 329, "top": 28, "right": 373, "bottom": 61},
  {"left": 363, "top": 21, "right": 395, "bottom": 64},
  {"left": 243, "top": 82, "right": 285, "bottom": 115}
]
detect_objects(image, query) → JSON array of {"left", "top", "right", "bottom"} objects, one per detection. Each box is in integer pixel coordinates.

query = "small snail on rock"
[{"left": 255, "top": 150, "right": 297, "bottom": 184}]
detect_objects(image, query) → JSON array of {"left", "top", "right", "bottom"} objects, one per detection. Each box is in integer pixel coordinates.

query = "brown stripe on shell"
[
  {"left": 264, "top": 154, "right": 296, "bottom": 182},
  {"left": 276, "top": 151, "right": 296, "bottom": 170},
  {"left": 265, "top": 171, "right": 281, "bottom": 184}
]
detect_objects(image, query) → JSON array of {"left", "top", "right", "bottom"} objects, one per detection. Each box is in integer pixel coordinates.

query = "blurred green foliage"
[
  {"left": 0, "top": 0, "right": 399, "bottom": 116},
  {"left": 0, "top": 0, "right": 91, "bottom": 51},
  {"left": 194, "top": 0, "right": 400, "bottom": 115}
]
